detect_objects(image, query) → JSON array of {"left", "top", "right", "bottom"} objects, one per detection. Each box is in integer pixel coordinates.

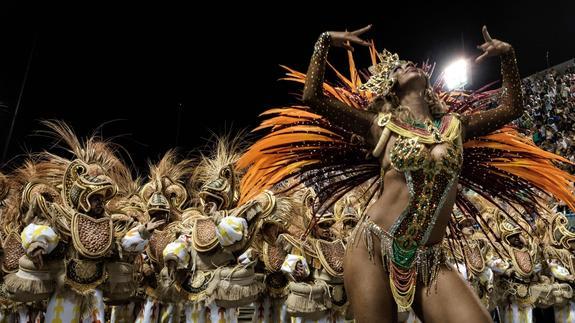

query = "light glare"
[{"left": 444, "top": 59, "right": 468, "bottom": 90}]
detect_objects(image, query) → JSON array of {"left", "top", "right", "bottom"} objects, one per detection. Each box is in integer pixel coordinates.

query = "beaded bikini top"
[{"left": 374, "top": 112, "right": 463, "bottom": 174}]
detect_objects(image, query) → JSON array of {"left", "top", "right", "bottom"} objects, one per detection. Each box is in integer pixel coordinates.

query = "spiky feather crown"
[{"left": 359, "top": 49, "right": 406, "bottom": 96}]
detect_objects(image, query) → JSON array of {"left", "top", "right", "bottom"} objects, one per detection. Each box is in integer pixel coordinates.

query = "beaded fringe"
[{"left": 351, "top": 218, "right": 447, "bottom": 310}]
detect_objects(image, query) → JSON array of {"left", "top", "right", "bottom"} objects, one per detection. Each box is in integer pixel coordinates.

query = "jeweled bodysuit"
[{"left": 357, "top": 112, "right": 463, "bottom": 308}]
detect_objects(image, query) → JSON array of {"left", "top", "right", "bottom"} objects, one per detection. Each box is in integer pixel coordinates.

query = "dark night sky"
[{"left": 0, "top": 3, "right": 574, "bottom": 170}]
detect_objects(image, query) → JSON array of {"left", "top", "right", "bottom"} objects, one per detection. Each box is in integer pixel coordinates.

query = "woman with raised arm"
[
  {"left": 304, "top": 24, "right": 520, "bottom": 323},
  {"left": 236, "top": 24, "right": 575, "bottom": 323}
]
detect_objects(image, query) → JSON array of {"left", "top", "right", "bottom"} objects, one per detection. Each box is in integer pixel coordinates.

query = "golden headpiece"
[
  {"left": 359, "top": 49, "right": 407, "bottom": 96},
  {"left": 549, "top": 213, "right": 575, "bottom": 250},
  {"left": 334, "top": 195, "right": 360, "bottom": 223},
  {"left": 317, "top": 210, "right": 336, "bottom": 226},
  {"left": 496, "top": 211, "right": 524, "bottom": 244},
  {"left": 62, "top": 159, "right": 117, "bottom": 213},
  {"left": 453, "top": 209, "right": 476, "bottom": 231}
]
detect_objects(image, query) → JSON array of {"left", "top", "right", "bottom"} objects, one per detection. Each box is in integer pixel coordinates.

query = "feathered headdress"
[
  {"left": 141, "top": 149, "right": 195, "bottom": 214},
  {"left": 358, "top": 49, "right": 407, "bottom": 96}
]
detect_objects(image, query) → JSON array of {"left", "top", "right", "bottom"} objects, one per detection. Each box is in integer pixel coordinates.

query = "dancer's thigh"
[
  {"left": 344, "top": 241, "right": 397, "bottom": 323},
  {"left": 411, "top": 265, "right": 492, "bottom": 323}
]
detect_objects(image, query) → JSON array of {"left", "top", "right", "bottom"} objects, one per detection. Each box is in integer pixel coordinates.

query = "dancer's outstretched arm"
[
  {"left": 303, "top": 26, "right": 377, "bottom": 138},
  {"left": 463, "top": 26, "right": 524, "bottom": 139}
]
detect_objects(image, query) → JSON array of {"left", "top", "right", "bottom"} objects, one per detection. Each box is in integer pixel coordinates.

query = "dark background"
[{"left": 0, "top": 2, "right": 574, "bottom": 170}]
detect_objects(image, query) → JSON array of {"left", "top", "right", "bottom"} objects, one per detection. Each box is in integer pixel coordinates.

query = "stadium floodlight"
[{"left": 444, "top": 59, "right": 468, "bottom": 90}]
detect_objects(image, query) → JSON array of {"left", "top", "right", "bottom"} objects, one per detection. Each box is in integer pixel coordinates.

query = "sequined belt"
[{"left": 357, "top": 218, "right": 447, "bottom": 309}]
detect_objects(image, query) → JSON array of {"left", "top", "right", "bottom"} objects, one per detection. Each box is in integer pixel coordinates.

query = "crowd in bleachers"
[{"left": 512, "top": 62, "right": 575, "bottom": 173}]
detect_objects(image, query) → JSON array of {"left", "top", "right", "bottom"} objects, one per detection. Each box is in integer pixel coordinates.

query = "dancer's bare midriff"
[{"left": 366, "top": 136, "right": 459, "bottom": 246}]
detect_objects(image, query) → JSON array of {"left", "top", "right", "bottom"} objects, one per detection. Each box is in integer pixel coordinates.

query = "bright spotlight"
[{"left": 444, "top": 59, "right": 468, "bottom": 90}]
